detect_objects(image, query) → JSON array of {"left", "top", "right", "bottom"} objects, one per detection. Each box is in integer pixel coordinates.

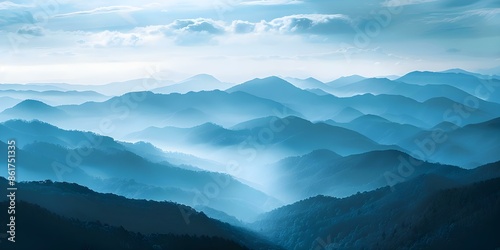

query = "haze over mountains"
[{"left": 1, "top": 69, "right": 499, "bottom": 249}]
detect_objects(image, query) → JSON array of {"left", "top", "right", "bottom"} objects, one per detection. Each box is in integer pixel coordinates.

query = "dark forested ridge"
[
  {"left": 0, "top": 201, "right": 250, "bottom": 250},
  {"left": 251, "top": 174, "right": 500, "bottom": 250},
  {"left": 0, "top": 177, "right": 282, "bottom": 250}
]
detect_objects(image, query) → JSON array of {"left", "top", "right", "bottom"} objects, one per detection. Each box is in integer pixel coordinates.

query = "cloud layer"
[{"left": 0, "top": 0, "right": 498, "bottom": 83}]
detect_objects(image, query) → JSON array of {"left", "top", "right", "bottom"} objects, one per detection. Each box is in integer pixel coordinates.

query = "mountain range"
[{"left": 1, "top": 68, "right": 499, "bottom": 249}]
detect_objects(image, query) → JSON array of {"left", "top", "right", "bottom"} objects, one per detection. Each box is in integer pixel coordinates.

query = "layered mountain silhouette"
[
  {"left": 1, "top": 69, "right": 499, "bottom": 249},
  {"left": 0, "top": 100, "right": 69, "bottom": 123},
  {"left": 0, "top": 200, "right": 254, "bottom": 250},
  {"left": 153, "top": 74, "right": 230, "bottom": 94},
  {"left": 251, "top": 163, "right": 500, "bottom": 250},
  {"left": 324, "top": 114, "right": 423, "bottom": 145},
  {"left": 0, "top": 120, "right": 280, "bottom": 221},
  {"left": 398, "top": 71, "right": 500, "bottom": 103},
  {"left": 0, "top": 89, "right": 109, "bottom": 106},
  {"left": 0, "top": 177, "right": 281, "bottom": 250},
  {"left": 55, "top": 90, "right": 301, "bottom": 137},
  {"left": 266, "top": 149, "right": 463, "bottom": 201},
  {"left": 399, "top": 116, "right": 500, "bottom": 168},
  {"left": 326, "top": 75, "right": 366, "bottom": 87},
  {"left": 284, "top": 77, "right": 334, "bottom": 93},
  {"left": 129, "top": 116, "right": 398, "bottom": 163}
]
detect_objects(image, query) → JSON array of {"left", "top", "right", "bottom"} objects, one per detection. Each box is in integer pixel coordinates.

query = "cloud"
[
  {"left": 155, "top": 15, "right": 353, "bottom": 45},
  {"left": 13, "top": 14, "right": 355, "bottom": 48},
  {"left": 54, "top": 6, "right": 142, "bottom": 18},
  {"left": 17, "top": 25, "right": 44, "bottom": 36},
  {"left": 166, "top": 19, "right": 225, "bottom": 34},
  {"left": 88, "top": 31, "right": 143, "bottom": 47},
  {"left": 263, "top": 14, "right": 352, "bottom": 34},
  {"left": 431, "top": 8, "right": 500, "bottom": 23},
  {"left": 229, "top": 20, "right": 256, "bottom": 33},
  {"left": 0, "top": 1, "right": 32, "bottom": 10},
  {"left": 0, "top": 10, "right": 35, "bottom": 29},
  {"left": 160, "top": 18, "right": 226, "bottom": 45}
]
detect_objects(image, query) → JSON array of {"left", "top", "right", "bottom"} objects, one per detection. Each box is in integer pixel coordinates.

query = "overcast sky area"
[{"left": 0, "top": 0, "right": 499, "bottom": 84}]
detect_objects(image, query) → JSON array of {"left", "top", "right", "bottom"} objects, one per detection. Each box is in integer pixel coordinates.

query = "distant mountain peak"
[
  {"left": 305, "top": 77, "right": 320, "bottom": 81},
  {"left": 327, "top": 75, "right": 366, "bottom": 87},
  {"left": 182, "top": 74, "right": 221, "bottom": 83},
  {"left": 14, "top": 99, "right": 50, "bottom": 108},
  {"left": 2, "top": 99, "right": 66, "bottom": 117},
  {"left": 240, "top": 76, "right": 296, "bottom": 88}
]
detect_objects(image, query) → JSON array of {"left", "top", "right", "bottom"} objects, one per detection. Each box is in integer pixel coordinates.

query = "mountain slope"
[
  {"left": 267, "top": 149, "right": 463, "bottom": 201},
  {"left": 153, "top": 74, "right": 229, "bottom": 94},
  {"left": 0, "top": 100, "right": 68, "bottom": 123},
  {"left": 0, "top": 120, "right": 279, "bottom": 221},
  {"left": 56, "top": 90, "right": 301, "bottom": 137},
  {"left": 400, "top": 117, "right": 500, "bottom": 168},
  {"left": 226, "top": 77, "right": 344, "bottom": 120},
  {"left": 0, "top": 96, "right": 21, "bottom": 112},
  {"left": 332, "top": 77, "right": 500, "bottom": 111},
  {"left": 0, "top": 178, "right": 281, "bottom": 250},
  {"left": 251, "top": 165, "right": 500, "bottom": 250},
  {"left": 130, "top": 116, "right": 396, "bottom": 162},
  {"left": 398, "top": 71, "right": 500, "bottom": 103},
  {"left": 284, "top": 77, "right": 334, "bottom": 92},
  {"left": 0, "top": 201, "right": 250, "bottom": 250},
  {"left": 326, "top": 75, "right": 366, "bottom": 87},
  {"left": 0, "top": 89, "right": 109, "bottom": 106},
  {"left": 324, "top": 114, "right": 423, "bottom": 145}
]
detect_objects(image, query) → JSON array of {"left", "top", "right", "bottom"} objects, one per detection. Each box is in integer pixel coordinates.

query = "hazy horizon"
[
  {"left": 1, "top": 67, "right": 500, "bottom": 86},
  {"left": 1, "top": 0, "right": 499, "bottom": 84}
]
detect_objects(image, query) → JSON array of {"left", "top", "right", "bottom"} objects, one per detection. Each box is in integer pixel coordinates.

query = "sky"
[{"left": 0, "top": 0, "right": 499, "bottom": 84}]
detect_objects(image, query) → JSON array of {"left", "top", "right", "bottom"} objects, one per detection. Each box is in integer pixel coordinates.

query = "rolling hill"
[
  {"left": 251, "top": 164, "right": 500, "bottom": 250},
  {"left": 0, "top": 178, "right": 281, "bottom": 250}
]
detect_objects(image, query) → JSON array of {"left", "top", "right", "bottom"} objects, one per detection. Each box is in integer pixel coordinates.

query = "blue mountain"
[
  {"left": 398, "top": 71, "right": 500, "bottom": 103},
  {"left": 0, "top": 177, "right": 281, "bottom": 250},
  {"left": 152, "top": 74, "right": 229, "bottom": 94},
  {"left": 251, "top": 163, "right": 500, "bottom": 250},
  {"left": 326, "top": 75, "right": 366, "bottom": 87},
  {"left": 0, "top": 99, "right": 68, "bottom": 123},
  {"left": 267, "top": 149, "right": 462, "bottom": 201}
]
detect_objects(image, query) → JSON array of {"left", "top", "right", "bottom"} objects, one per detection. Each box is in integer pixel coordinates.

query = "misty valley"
[{"left": 0, "top": 70, "right": 499, "bottom": 249}]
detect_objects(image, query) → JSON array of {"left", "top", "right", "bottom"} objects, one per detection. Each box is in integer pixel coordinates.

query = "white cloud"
[
  {"left": 165, "top": 18, "right": 226, "bottom": 34},
  {"left": 54, "top": 5, "right": 142, "bottom": 18},
  {"left": 263, "top": 14, "right": 352, "bottom": 34},
  {"left": 229, "top": 20, "right": 255, "bottom": 33},
  {"left": 1, "top": 1, "right": 497, "bottom": 84},
  {"left": 160, "top": 18, "right": 226, "bottom": 45},
  {"left": 468, "top": 8, "right": 500, "bottom": 20},
  {"left": 0, "top": 1, "right": 32, "bottom": 10},
  {"left": 426, "top": 8, "right": 500, "bottom": 23}
]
